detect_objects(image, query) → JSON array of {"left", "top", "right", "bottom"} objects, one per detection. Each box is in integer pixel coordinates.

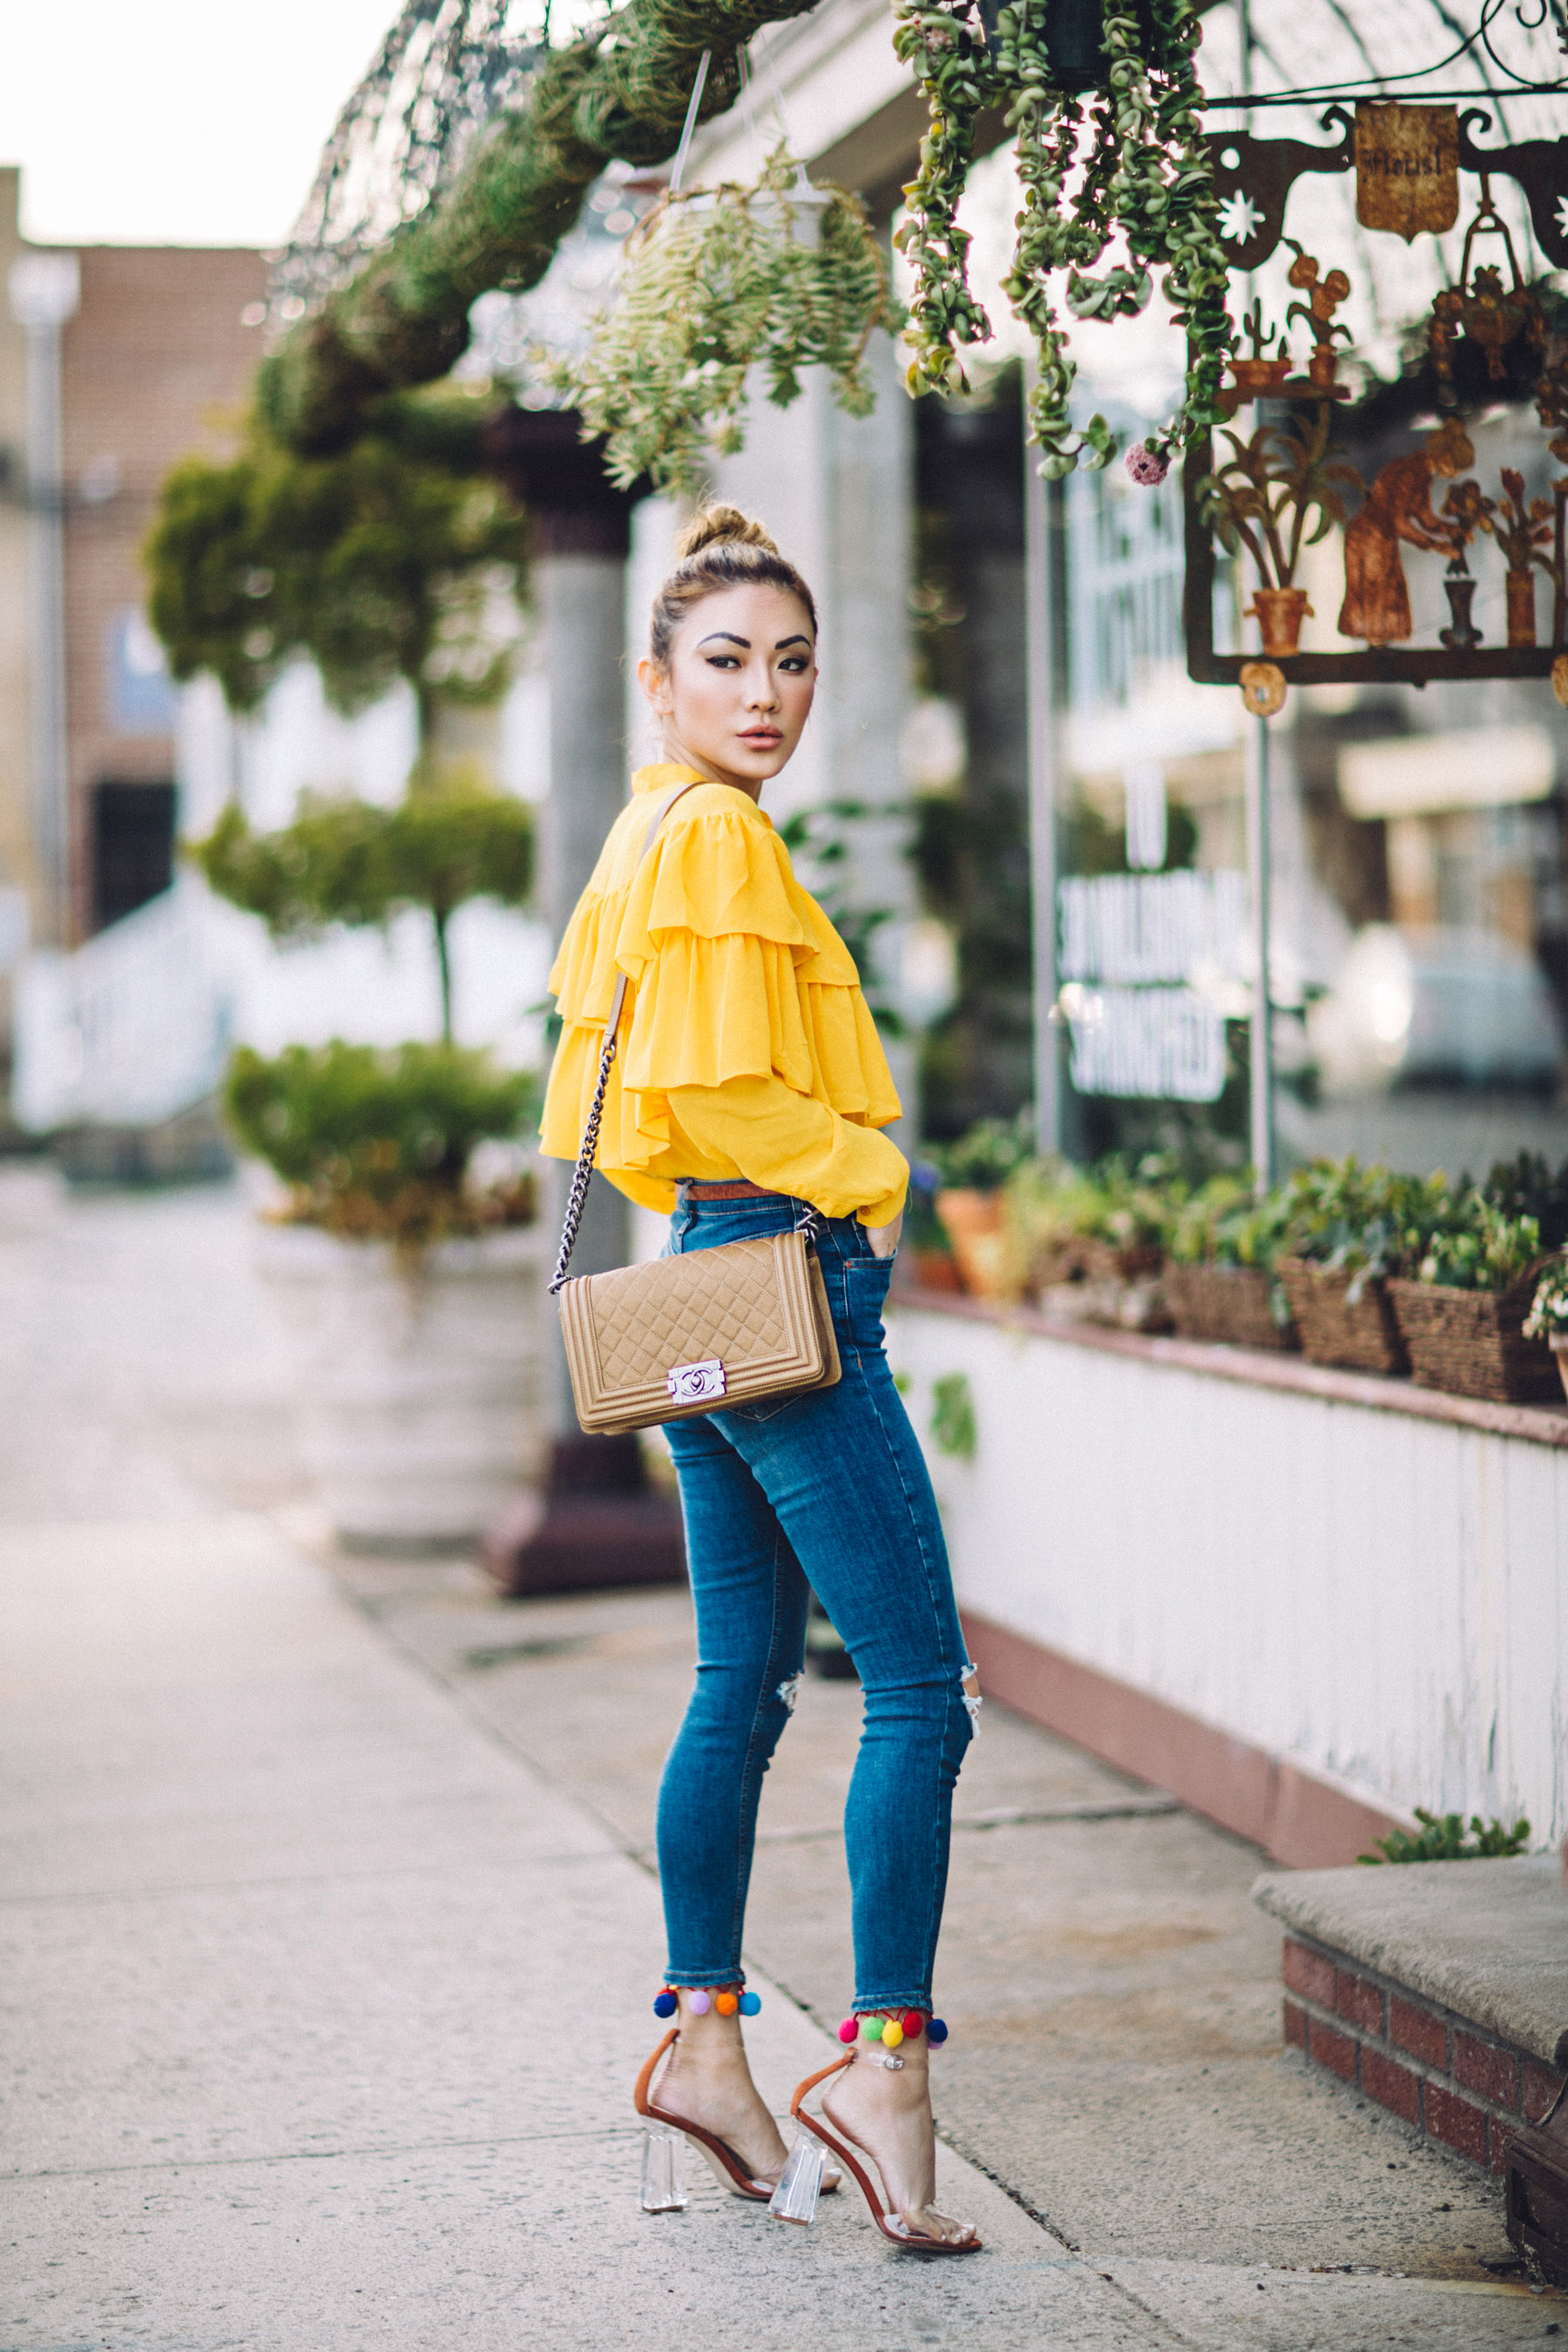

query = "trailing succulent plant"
[
  {"left": 892, "top": 0, "right": 1233, "bottom": 479},
  {"left": 558, "top": 146, "right": 901, "bottom": 493}
]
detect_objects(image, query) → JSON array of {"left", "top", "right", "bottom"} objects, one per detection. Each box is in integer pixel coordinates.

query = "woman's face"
[{"left": 639, "top": 582, "right": 816, "bottom": 796}]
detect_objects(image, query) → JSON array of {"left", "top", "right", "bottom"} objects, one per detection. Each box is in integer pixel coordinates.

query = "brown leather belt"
[{"left": 676, "top": 1179, "right": 776, "bottom": 1200}]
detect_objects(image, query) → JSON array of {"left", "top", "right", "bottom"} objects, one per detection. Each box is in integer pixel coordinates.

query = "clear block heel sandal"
[{"left": 776, "top": 2052, "right": 983, "bottom": 2254}]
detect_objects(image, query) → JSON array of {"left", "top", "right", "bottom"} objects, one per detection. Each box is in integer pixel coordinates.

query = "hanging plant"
[
  {"left": 557, "top": 145, "right": 903, "bottom": 492},
  {"left": 892, "top": 0, "right": 1233, "bottom": 481}
]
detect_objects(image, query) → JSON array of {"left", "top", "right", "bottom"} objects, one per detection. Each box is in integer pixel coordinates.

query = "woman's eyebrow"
[
  {"left": 697, "top": 631, "right": 751, "bottom": 648},
  {"left": 775, "top": 634, "right": 811, "bottom": 649}
]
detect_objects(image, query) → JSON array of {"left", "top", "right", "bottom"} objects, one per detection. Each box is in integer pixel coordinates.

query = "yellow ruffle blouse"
[{"left": 539, "top": 764, "right": 909, "bottom": 1226}]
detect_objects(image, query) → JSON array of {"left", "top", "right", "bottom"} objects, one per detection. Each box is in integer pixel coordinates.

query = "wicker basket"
[
  {"left": 1276, "top": 1256, "right": 1409, "bottom": 1375},
  {"left": 1387, "top": 1269, "right": 1561, "bottom": 1404},
  {"left": 1164, "top": 1261, "right": 1300, "bottom": 1352},
  {"left": 1079, "top": 1238, "right": 1163, "bottom": 1283}
]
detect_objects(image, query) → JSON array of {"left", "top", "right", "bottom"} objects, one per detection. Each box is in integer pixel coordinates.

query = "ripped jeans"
[{"left": 656, "top": 1189, "right": 976, "bottom": 2013}]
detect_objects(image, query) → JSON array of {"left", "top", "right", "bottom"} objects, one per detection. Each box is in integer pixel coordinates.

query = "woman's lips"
[{"left": 740, "top": 729, "right": 781, "bottom": 747}]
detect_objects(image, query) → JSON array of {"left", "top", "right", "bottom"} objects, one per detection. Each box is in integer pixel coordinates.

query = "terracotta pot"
[
  {"left": 1308, "top": 345, "right": 1341, "bottom": 389},
  {"left": 909, "top": 1247, "right": 963, "bottom": 1295},
  {"left": 935, "top": 1187, "right": 1006, "bottom": 1299},
  {"left": 1247, "top": 586, "right": 1313, "bottom": 658},
  {"left": 1227, "top": 357, "right": 1292, "bottom": 402},
  {"left": 1506, "top": 567, "right": 1538, "bottom": 648}
]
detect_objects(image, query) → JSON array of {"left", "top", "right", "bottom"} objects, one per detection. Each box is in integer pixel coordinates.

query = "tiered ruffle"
[{"left": 540, "top": 774, "right": 902, "bottom": 1181}]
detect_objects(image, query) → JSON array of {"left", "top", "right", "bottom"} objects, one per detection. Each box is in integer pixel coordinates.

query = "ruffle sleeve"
[{"left": 539, "top": 780, "right": 905, "bottom": 1223}]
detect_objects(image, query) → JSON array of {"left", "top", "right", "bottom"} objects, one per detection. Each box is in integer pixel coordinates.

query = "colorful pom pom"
[
  {"left": 882, "top": 2020, "right": 904, "bottom": 2049},
  {"left": 739, "top": 1990, "right": 761, "bottom": 2016},
  {"left": 688, "top": 1989, "right": 711, "bottom": 2016},
  {"left": 715, "top": 1991, "right": 739, "bottom": 2016},
  {"left": 901, "top": 2011, "right": 924, "bottom": 2038},
  {"left": 837, "top": 2017, "right": 858, "bottom": 2044},
  {"left": 861, "top": 2016, "right": 884, "bottom": 2041},
  {"left": 652, "top": 1989, "right": 678, "bottom": 2018},
  {"left": 927, "top": 2017, "right": 949, "bottom": 2044}
]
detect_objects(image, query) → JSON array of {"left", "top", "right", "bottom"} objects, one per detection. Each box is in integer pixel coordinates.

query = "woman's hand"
[{"left": 865, "top": 1211, "right": 903, "bottom": 1260}]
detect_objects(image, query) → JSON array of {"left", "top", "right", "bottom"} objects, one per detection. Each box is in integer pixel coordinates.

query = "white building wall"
[{"left": 889, "top": 1304, "right": 1567, "bottom": 1848}]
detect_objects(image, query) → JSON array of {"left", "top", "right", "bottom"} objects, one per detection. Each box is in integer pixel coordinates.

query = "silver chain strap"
[{"left": 549, "top": 1010, "right": 619, "bottom": 1294}]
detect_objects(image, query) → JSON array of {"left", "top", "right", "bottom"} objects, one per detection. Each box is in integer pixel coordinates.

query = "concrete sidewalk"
[{"left": 0, "top": 1175, "right": 1558, "bottom": 2349}]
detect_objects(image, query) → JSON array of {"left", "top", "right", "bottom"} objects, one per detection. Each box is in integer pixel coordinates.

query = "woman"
[
  {"left": 540, "top": 506, "right": 979, "bottom": 2254},
  {"left": 1338, "top": 416, "right": 1473, "bottom": 646}
]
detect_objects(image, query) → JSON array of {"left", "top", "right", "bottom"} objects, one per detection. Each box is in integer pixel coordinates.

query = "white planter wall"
[
  {"left": 888, "top": 1305, "right": 1568, "bottom": 1847},
  {"left": 258, "top": 1222, "right": 551, "bottom": 1548}
]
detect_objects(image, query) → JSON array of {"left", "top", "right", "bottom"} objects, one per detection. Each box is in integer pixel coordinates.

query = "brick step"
[{"left": 1283, "top": 1930, "right": 1564, "bottom": 2170}]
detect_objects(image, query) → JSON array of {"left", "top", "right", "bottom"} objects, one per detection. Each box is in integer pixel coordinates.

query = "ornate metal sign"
[
  {"left": 1354, "top": 102, "right": 1459, "bottom": 239},
  {"left": 1185, "top": 105, "right": 1568, "bottom": 695}
]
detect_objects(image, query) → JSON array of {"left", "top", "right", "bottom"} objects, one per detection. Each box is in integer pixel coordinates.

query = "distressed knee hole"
[
  {"left": 961, "top": 1663, "right": 982, "bottom": 1730},
  {"left": 776, "top": 1671, "right": 804, "bottom": 1715}
]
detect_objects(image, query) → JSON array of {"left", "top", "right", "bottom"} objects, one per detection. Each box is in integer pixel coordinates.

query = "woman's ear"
[{"left": 637, "top": 656, "right": 672, "bottom": 715}]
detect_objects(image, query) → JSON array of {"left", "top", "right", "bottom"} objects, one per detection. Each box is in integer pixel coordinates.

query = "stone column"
[{"left": 476, "top": 408, "right": 686, "bottom": 1598}]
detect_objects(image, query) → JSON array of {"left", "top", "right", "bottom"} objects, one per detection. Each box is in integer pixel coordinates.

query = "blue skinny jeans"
[{"left": 655, "top": 1189, "right": 974, "bottom": 2013}]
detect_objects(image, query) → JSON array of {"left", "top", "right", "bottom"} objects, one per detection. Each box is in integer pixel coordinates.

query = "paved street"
[{"left": 0, "top": 1169, "right": 1558, "bottom": 2349}]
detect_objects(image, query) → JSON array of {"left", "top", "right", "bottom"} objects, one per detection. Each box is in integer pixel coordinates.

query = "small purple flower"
[{"left": 1125, "top": 441, "right": 1170, "bottom": 487}]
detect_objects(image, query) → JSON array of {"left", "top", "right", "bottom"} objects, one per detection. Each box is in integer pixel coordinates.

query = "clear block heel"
[
  {"left": 640, "top": 2126, "right": 689, "bottom": 2213},
  {"left": 767, "top": 2128, "right": 826, "bottom": 2225}
]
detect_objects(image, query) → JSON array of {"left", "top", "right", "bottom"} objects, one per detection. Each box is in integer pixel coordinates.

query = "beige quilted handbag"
[{"left": 549, "top": 780, "right": 841, "bottom": 1436}]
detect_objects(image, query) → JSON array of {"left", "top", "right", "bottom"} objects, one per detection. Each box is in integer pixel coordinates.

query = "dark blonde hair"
[{"left": 647, "top": 504, "right": 818, "bottom": 672}]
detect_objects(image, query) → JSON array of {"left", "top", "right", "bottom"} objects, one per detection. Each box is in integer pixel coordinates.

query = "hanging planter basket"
[{"left": 558, "top": 145, "right": 901, "bottom": 493}]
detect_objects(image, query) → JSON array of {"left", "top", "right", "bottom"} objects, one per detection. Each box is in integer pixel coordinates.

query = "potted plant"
[
  {"left": 1201, "top": 400, "right": 1361, "bottom": 657},
  {"left": 226, "top": 1040, "right": 548, "bottom": 1547},
  {"left": 1523, "top": 1257, "right": 1568, "bottom": 1401},
  {"left": 151, "top": 394, "right": 544, "bottom": 1549},
  {"left": 1389, "top": 1194, "right": 1558, "bottom": 1403},
  {"left": 558, "top": 145, "right": 901, "bottom": 495},
  {"left": 929, "top": 1109, "right": 1036, "bottom": 1297},
  {"left": 1275, "top": 1157, "right": 1450, "bottom": 1375},
  {"left": 1165, "top": 1173, "right": 1299, "bottom": 1351},
  {"left": 1487, "top": 467, "right": 1555, "bottom": 648},
  {"left": 1223, "top": 300, "right": 1293, "bottom": 409},
  {"left": 997, "top": 1154, "right": 1108, "bottom": 1301}
]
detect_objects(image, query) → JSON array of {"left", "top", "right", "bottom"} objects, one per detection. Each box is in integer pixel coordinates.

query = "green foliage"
[
  {"left": 930, "top": 1369, "right": 977, "bottom": 1460},
  {"left": 190, "top": 780, "right": 534, "bottom": 1041},
  {"left": 1484, "top": 1150, "right": 1568, "bottom": 1251},
  {"left": 146, "top": 400, "right": 528, "bottom": 722},
  {"left": 928, "top": 1105, "right": 1037, "bottom": 1192},
  {"left": 225, "top": 1041, "right": 537, "bottom": 1244},
  {"left": 894, "top": 0, "right": 1232, "bottom": 477},
  {"left": 1524, "top": 1254, "right": 1568, "bottom": 1340},
  {"left": 775, "top": 799, "right": 903, "bottom": 1035},
  {"left": 257, "top": 1, "right": 825, "bottom": 456},
  {"left": 558, "top": 148, "right": 901, "bottom": 493},
  {"left": 1280, "top": 1158, "right": 1455, "bottom": 1289},
  {"left": 1419, "top": 1197, "right": 1544, "bottom": 1293},
  {"left": 1171, "top": 1173, "right": 1290, "bottom": 1271},
  {"left": 1359, "top": 1808, "right": 1531, "bottom": 1865}
]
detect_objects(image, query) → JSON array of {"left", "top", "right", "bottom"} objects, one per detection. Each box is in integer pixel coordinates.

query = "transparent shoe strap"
[
  {"left": 767, "top": 2126, "right": 825, "bottom": 2224},
  {"left": 639, "top": 2126, "right": 689, "bottom": 2212}
]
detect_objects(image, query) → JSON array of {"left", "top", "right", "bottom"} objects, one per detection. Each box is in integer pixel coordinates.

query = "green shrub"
[
  {"left": 1484, "top": 1150, "right": 1568, "bottom": 1250},
  {"left": 1418, "top": 1197, "right": 1544, "bottom": 1292},
  {"left": 1359, "top": 1808, "right": 1531, "bottom": 1864},
  {"left": 192, "top": 779, "right": 533, "bottom": 1041},
  {"left": 1280, "top": 1157, "right": 1455, "bottom": 1291},
  {"left": 225, "top": 1041, "right": 537, "bottom": 1245},
  {"left": 929, "top": 1107, "right": 1037, "bottom": 1193},
  {"left": 930, "top": 1371, "right": 977, "bottom": 1461}
]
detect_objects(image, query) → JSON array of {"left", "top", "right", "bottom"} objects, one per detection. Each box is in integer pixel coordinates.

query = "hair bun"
[{"left": 675, "top": 504, "right": 780, "bottom": 562}]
